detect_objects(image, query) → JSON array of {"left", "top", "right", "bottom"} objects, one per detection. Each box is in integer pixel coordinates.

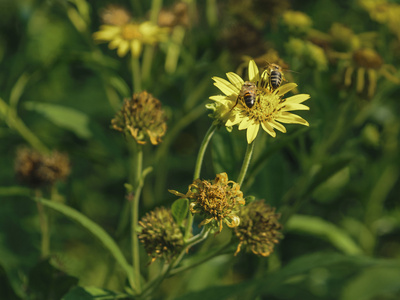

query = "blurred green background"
[{"left": 1, "top": 0, "right": 400, "bottom": 299}]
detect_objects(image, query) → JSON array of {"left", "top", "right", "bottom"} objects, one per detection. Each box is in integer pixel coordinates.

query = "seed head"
[
  {"left": 233, "top": 200, "right": 283, "bottom": 256},
  {"left": 138, "top": 207, "right": 184, "bottom": 263},
  {"left": 111, "top": 91, "right": 167, "bottom": 145}
]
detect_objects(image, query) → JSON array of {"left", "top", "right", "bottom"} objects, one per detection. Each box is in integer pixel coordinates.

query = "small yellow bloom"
[
  {"left": 342, "top": 48, "right": 400, "bottom": 98},
  {"left": 169, "top": 172, "right": 245, "bottom": 233},
  {"left": 93, "top": 21, "right": 169, "bottom": 57},
  {"left": 209, "top": 60, "right": 310, "bottom": 144},
  {"left": 282, "top": 10, "right": 313, "bottom": 35}
]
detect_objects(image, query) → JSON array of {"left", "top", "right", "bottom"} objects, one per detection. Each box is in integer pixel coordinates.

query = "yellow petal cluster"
[
  {"left": 93, "top": 21, "right": 169, "bottom": 57},
  {"left": 209, "top": 60, "right": 310, "bottom": 143}
]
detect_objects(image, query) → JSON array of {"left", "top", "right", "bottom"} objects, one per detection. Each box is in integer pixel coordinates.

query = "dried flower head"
[
  {"left": 111, "top": 91, "right": 167, "bottom": 145},
  {"left": 169, "top": 173, "right": 245, "bottom": 233},
  {"left": 158, "top": 2, "right": 190, "bottom": 28},
  {"left": 100, "top": 5, "right": 131, "bottom": 26},
  {"left": 234, "top": 200, "right": 283, "bottom": 256},
  {"left": 15, "top": 148, "right": 70, "bottom": 188},
  {"left": 138, "top": 207, "right": 184, "bottom": 263},
  {"left": 208, "top": 59, "right": 310, "bottom": 143},
  {"left": 93, "top": 20, "right": 169, "bottom": 57}
]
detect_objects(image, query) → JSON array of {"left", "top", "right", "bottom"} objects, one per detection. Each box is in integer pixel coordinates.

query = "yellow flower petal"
[
  {"left": 276, "top": 112, "right": 309, "bottom": 126},
  {"left": 248, "top": 60, "right": 260, "bottom": 83},
  {"left": 356, "top": 67, "right": 365, "bottom": 93},
  {"left": 226, "top": 72, "right": 244, "bottom": 90},
  {"left": 117, "top": 40, "right": 129, "bottom": 57},
  {"left": 131, "top": 39, "right": 142, "bottom": 57},
  {"left": 108, "top": 37, "right": 123, "bottom": 49},
  {"left": 209, "top": 95, "right": 230, "bottom": 103},
  {"left": 246, "top": 123, "right": 260, "bottom": 143},
  {"left": 281, "top": 103, "right": 310, "bottom": 111},
  {"left": 269, "top": 120, "right": 287, "bottom": 133},
  {"left": 226, "top": 114, "right": 242, "bottom": 126},
  {"left": 238, "top": 117, "right": 253, "bottom": 130},
  {"left": 261, "top": 121, "right": 276, "bottom": 137},
  {"left": 275, "top": 83, "right": 298, "bottom": 96},
  {"left": 212, "top": 77, "right": 239, "bottom": 96},
  {"left": 285, "top": 94, "right": 310, "bottom": 104},
  {"left": 93, "top": 25, "right": 121, "bottom": 41}
]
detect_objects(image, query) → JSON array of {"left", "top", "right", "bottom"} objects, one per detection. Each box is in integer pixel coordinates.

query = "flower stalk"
[
  {"left": 237, "top": 140, "right": 255, "bottom": 186},
  {"left": 131, "top": 145, "right": 143, "bottom": 293},
  {"left": 185, "top": 123, "right": 217, "bottom": 239}
]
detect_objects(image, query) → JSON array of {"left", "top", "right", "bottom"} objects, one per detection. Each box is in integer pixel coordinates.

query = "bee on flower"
[{"left": 207, "top": 59, "right": 310, "bottom": 144}]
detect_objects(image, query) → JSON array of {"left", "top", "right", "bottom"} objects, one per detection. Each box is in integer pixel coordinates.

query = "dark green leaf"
[
  {"left": 0, "top": 264, "right": 22, "bottom": 300},
  {"left": 62, "top": 286, "right": 128, "bottom": 300},
  {"left": 171, "top": 198, "right": 189, "bottom": 225},
  {"left": 24, "top": 102, "right": 92, "bottom": 139},
  {"left": 27, "top": 259, "right": 78, "bottom": 300}
]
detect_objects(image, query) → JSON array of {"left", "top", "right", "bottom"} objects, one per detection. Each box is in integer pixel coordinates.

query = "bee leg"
[{"left": 229, "top": 96, "right": 240, "bottom": 112}]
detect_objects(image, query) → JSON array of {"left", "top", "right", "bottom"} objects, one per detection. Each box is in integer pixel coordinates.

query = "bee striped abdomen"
[
  {"left": 270, "top": 70, "right": 282, "bottom": 89},
  {"left": 243, "top": 91, "right": 256, "bottom": 108}
]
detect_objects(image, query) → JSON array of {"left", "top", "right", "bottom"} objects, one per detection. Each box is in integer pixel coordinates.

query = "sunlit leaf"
[
  {"left": 24, "top": 102, "right": 92, "bottom": 139},
  {"left": 171, "top": 198, "right": 189, "bottom": 226}
]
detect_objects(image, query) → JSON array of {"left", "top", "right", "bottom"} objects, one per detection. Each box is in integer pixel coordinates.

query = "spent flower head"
[
  {"left": 208, "top": 59, "right": 310, "bottom": 143},
  {"left": 15, "top": 148, "right": 70, "bottom": 188},
  {"left": 100, "top": 5, "right": 132, "bottom": 26},
  {"left": 93, "top": 19, "right": 169, "bottom": 57},
  {"left": 138, "top": 207, "right": 184, "bottom": 263},
  {"left": 111, "top": 91, "right": 167, "bottom": 145},
  {"left": 234, "top": 200, "right": 283, "bottom": 256},
  {"left": 169, "top": 172, "right": 245, "bottom": 233}
]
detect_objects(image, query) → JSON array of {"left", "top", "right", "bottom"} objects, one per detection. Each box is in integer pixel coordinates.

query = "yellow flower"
[
  {"left": 342, "top": 48, "right": 400, "bottom": 98},
  {"left": 209, "top": 60, "right": 310, "bottom": 144},
  {"left": 282, "top": 10, "right": 313, "bottom": 35},
  {"left": 93, "top": 21, "right": 169, "bottom": 57}
]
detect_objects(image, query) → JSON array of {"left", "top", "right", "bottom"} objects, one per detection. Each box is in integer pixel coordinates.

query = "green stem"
[
  {"left": 193, "top": 124, "right": 217, "bottom": 180},
  {"left": 131, "top": 56, "right": 142, "bottom": 93},
  {"left": 141, "top": 46, "right": 155, "bottom": 83},
  {"left": 141, "top": 227, "right": 210, "bottom": 298},
  {"left": 35, "top": 190, "right": 49, "bottom": 258},
  {"left": 184, "top": 124, "right": 217, "bottom": 240},
  {"left": 237, "top": 140, "right": 255, "bottom": 186},
  {"left": 0, "top": 98, "right": 49, "bottom": 154},
  {"left": 132, "top": 145, "right": 143, "bottom": 293},
  {"left": 168, "top": 241, "right": 231, "bottom": 276},
  {"left": 149, "top": 0, "right": 163, "bottom": 23}
]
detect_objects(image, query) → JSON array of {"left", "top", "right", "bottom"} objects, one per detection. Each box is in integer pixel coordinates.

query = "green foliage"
[{"left": 1, "top": 0, "right": 400, "bottom": 299}]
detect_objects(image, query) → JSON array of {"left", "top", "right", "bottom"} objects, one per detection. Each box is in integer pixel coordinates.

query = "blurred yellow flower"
[
  {"left": 93, "top": 21, "right": 169, "bottom": 57},
  {"left": 209, "top": 60, "right": 310, "bottom": 144},
  {"left": 342, "top": 48, "right": 400, "bottom": 98}
]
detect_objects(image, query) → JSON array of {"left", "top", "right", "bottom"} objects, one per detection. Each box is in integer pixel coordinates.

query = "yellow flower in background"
[
  {"left": 342, "top": 48, "right": 400, "bottom": 98},
  {"left": 93, "top": 21, "right": 169, "bottom": 57},
  {"left": 209, "top": 60, "right": 310, "bottom": 144}
]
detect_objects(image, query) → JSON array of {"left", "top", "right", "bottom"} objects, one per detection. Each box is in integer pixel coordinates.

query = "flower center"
[
  {"left": 121, "top": 24, "right": 142, "bottom": 40},
  {"left": 242, "top": 90, "right": 282, "bottom": 123},
  {"left": 353, "top": 49, "right": 383, "bottom": 69}
]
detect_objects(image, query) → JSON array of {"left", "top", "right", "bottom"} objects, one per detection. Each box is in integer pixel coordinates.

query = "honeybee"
[
  {"left": 265, "top": 63, "right": 285, "bottom": 91},
  {"left": 230, "top": 81, "right": 257, "bottom": 111}
]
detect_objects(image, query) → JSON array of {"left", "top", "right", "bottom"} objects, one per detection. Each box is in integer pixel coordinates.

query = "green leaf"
[
  {"left": 28, "top": 259, "right": 78, "bottom": 300},
  {"left": 33, "top": 197, "right": 136, "bottom": 292},
  {"left": 286, "top": 214, "right": 363, "bottom": 255},
  {"left": 341, "top": 266, "right": 400, "bottom": 300},
  {"left": 171, "top": 198, "right": 189, "bottom": 225},
  {"left": 0, "top": 264, "right": 22, "bottom": 300},
  {"left": 24, "top": 102, "right": 92, "bottom": 139},
  {"left": 62, "top": 286, "right": 128, "bottom": 300}
]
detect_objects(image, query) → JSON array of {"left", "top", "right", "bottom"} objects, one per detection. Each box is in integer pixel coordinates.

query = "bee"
[
  {"left": 266, "top": 63, "right": 285, "bottom": 90},
  {"left": 229, "top": 81, "right": 258, "bottom": 111}
]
